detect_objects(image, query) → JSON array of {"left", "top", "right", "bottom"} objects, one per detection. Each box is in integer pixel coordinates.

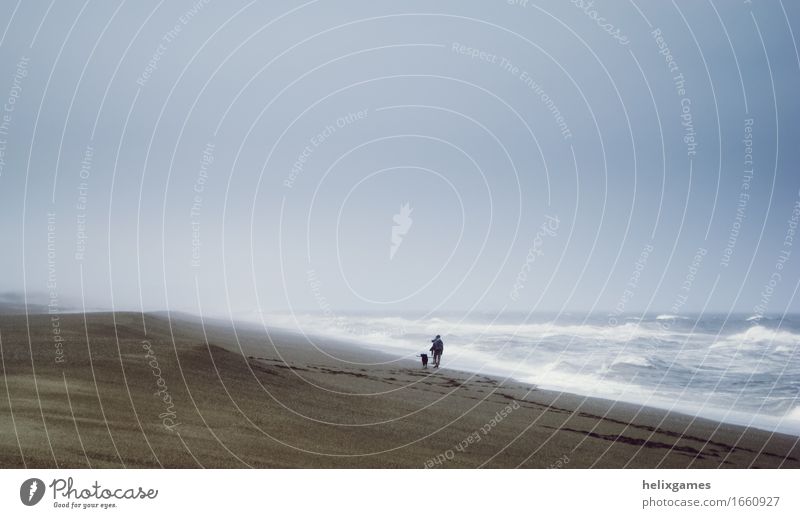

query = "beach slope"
[{"left": 0, "top": 312, "right": 797, "bottom": 468}]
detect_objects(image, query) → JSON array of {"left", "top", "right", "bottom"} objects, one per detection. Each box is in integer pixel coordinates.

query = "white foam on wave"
[
  {"left": 258, "top": 312, "right": 692, "bottom": 346},
  {"left": 712, "top": 325, "right": 800, "bottom": 350},
  {"left": 655, "top": 314, "right": 688, "bottom": 320},
  {"left": 776, "top": 343, "right": 800, "bottom": 354},
  {"left": 784, "top": 406, "right": 800, "bottom": 423}
]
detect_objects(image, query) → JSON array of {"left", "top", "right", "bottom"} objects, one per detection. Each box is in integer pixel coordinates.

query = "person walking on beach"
[{"left": 430, "top": 335, "right": 444, "bottom": 368}]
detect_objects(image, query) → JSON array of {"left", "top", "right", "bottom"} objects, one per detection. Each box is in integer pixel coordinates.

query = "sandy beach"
[{"left": 0, "top": 311, "right": 798, "bottom": 468}]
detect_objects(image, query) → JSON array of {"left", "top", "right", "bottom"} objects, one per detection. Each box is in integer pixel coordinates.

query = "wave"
[{"left": 609, "top": 355, "right": 654, "bottom": 368}]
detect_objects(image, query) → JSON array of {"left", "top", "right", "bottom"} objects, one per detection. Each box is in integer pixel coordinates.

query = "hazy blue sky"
[{"left": 1, "top": 0, "right": 798, "bottom": 317}]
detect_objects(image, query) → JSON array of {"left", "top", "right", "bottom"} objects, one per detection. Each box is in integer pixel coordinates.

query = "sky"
[{"left": 0, "top": 0, "right": 799, "bottom": 318}]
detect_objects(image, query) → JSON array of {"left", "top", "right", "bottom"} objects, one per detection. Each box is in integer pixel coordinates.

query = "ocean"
[{"left": 251, "top": 311, "right": 800, "bottom": 436}]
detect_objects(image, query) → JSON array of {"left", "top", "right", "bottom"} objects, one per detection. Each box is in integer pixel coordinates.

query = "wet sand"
[{"left": 1, "top": 311, "right": 798, "bottom": 468}]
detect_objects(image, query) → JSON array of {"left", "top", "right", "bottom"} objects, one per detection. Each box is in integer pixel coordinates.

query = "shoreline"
[
  {"left": 235, "top": 316, "right": 800, "bottom": 439},
  {"left": 1, "top": 310, "right": 798, "bottom": 468}
]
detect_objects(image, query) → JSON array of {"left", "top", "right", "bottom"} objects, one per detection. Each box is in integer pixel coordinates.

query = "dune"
[{"left": 0, "top": 311, "right": 797, "bottom": 468}]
